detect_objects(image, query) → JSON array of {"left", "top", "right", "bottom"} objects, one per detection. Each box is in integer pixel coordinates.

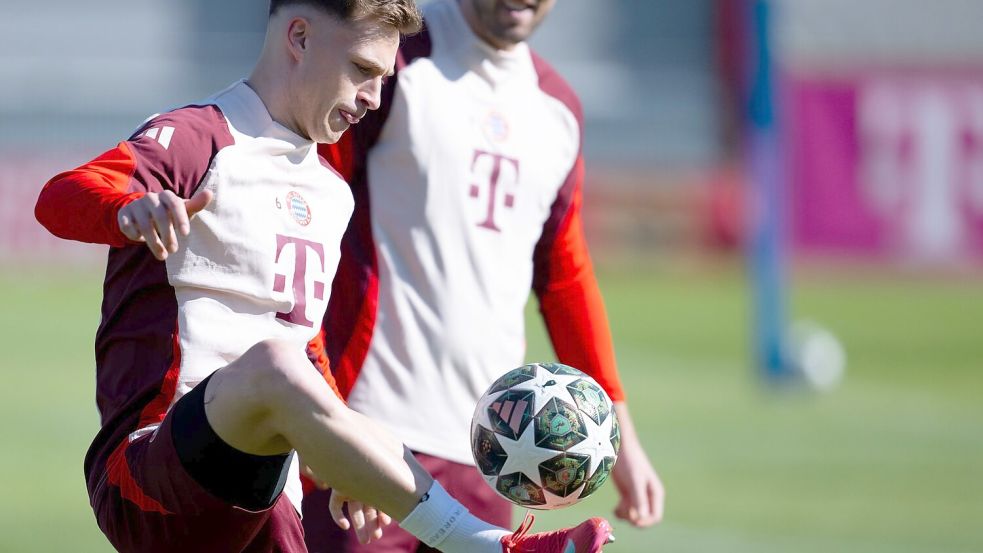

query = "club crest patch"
[
  {"left": 286, "top": 191, "right": 311, "bottom": 226},
  {"left": 483, "top": 110, "right": 510, "bottom": 144}
]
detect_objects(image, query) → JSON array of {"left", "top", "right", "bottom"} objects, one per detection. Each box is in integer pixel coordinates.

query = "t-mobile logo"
[
  {"left": 272, "top": 234, "right": 325, "bottom": 328},
  {"left": 470, "top": 150, "right": 520, "bottom": 232}
]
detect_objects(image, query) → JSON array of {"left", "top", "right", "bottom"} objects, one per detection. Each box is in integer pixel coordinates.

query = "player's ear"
[{"left": 286, "top": 17, "right": 310, "bottom": 61}]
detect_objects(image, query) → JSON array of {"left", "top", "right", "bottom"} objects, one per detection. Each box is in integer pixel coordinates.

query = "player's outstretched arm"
[
  {"left": 117, "top": 188, "right": 212, "bottom": 260},
  {"left": 37, "top": 107, "right": 231, "bottom": 249},
  {"left": 35, "top": 145, "right": 147, "bottom": 247},
  {"left": 536, "top": 253, "right": 666, "bottom": 527},
  {"left": 533, "top": 157, "right": 665, "bottom": 528}
]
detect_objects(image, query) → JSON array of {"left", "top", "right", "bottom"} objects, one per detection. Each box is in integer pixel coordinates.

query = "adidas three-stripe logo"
[{"left": 144, "top": 126, "right": 175, "bottom": 149}]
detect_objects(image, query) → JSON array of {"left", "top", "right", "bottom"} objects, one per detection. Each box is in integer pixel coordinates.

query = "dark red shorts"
[
  {"left": 89, "top": 389, "right": 306, "bottom": 553},
  {"left": 302, "top": 452, "right": 512, "bottom": 553}
]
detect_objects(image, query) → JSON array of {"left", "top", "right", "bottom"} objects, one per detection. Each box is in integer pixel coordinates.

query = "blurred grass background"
[{"left": 2, "top": 261, "right": 981, "bottom": 552}]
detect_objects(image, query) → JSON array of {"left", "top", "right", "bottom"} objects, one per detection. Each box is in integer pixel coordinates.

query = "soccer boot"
[{"left": 500, "top": 514, "right": 614, "bottom": 553}]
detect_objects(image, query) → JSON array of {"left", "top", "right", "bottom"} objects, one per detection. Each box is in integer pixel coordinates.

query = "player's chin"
[
  {"left": 496, "top": 25, "right": 534, "bottom": 46},
  {"left": 320, "top": 130, "right": 344, "bottom": 144},
  {"left": 320, "top": 120, "right": 350, "bottom": 144}
]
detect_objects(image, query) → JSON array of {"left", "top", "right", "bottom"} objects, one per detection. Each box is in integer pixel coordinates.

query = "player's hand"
[
  {"left": 328, "top": 489, "right": 392, "bottom": 545},
  {"left": 117, "top": 188, "right": 213, "bottom": 260},
  {"left": 611, "top": 403, "right": 665, "bottom": 527}
]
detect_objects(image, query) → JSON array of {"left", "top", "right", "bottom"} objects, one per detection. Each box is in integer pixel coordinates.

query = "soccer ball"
[{"left": 470, "top": 362, "right": 620, "bottom": 510}]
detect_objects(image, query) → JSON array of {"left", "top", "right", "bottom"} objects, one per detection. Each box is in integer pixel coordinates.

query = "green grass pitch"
[{"left": 1, "top": 262, "right": 981, "bottom": 552}]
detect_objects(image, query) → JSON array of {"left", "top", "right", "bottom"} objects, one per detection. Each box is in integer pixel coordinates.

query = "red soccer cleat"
[{"left": 501, "top": 514, "right": 614, "bottom": 553}]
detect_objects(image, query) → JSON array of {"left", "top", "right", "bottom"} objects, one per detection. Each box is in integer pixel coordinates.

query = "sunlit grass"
[{"left": 1, "top": 262, "right": 981, "bottom": 552}]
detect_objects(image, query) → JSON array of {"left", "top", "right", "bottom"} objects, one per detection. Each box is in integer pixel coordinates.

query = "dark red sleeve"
[
  {"left": 533, "top": 156, "right": 626, "bottom": 402},
  {"left": 530, "top": 51, "right": 625, "bottom": 402},
  {"left": 35, "top": 105, "right": 232, "bottom": 247}
]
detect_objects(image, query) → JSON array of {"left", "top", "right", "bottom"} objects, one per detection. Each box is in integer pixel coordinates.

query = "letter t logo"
[{"left": 272, "top": 234, "right": 325, "bottom": 328}]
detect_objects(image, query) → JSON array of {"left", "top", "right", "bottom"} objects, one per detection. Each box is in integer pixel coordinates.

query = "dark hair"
[{"left": 269, "top": 0, "right": 422, "bottom": 33}]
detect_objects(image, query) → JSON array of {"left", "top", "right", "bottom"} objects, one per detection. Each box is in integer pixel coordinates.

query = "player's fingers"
[
  {"left": 363, "top": 506, "right": 379, "bottom": 534},
  {"left": 117, "top": 210, "right": 145, "bottom": 242},
  {"left": 349, "top": 500, "right": 366, "bottom": 529},
  {"left": 634, "top": 478, "right": 664, "bottom": 527},
  {"left": 359, "top": 506, "right": 379, "bottom": 544},
  {"left": 626, "top": 473, "right": 663, "bottom": 528},
  {"left": 613, "top": 495, "right": 632, "bottom": 522},
  {"left": 367, "top": 514, "right": 386, "bottom": 544},
  {"left": 630, "top": 481, "right": 651, "bottom": 526},
  {"left": 649, "top": 478, "right": 665, "bottom": 524},
  {"left": 184, "top": 188, "right": 214, "bottom": 218},
  {"left": 135, "top": 194, "right": 169, "bottom": 259},
  {"left": 378, "top": 512, "right": 392, "bottom": 527},
  {"left": 363, "top": 506, "right": 378, "bottom": 527},
  {"left": 160, "top": 191, "right": 191, "bottom": 238},
  {"left": 133, "top": 206, "right": 168, "bottom": 260},
  {"left": 328, "top": 492, "right": 350, "bottom": 530},
  {"left": 615, "top": 472, "right": 655, "bottom": 528},
  {"left": 150, "top": 201, "right": 180, "bottom": 254}
]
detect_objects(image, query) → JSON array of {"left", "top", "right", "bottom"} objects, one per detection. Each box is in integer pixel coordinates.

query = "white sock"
[{"left": 399, "top": 481, "right": 509, "bottom": 553}]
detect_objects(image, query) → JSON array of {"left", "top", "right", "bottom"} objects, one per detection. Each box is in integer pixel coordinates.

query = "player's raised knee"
[{"left": 236, "top": 339, "right": 322, "bottom": 397}]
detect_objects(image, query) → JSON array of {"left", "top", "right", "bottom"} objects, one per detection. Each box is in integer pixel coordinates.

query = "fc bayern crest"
[
  {"left": 286, "top": 191, "right": 311, "bottom": 226},
  {"left": 483, "top": 110, "right": 510, "bottom": 144}
]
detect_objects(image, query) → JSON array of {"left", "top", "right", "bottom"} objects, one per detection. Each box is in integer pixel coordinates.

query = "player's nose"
[{"left": 357, "top": 78, "right": 383, "bottom": 112}]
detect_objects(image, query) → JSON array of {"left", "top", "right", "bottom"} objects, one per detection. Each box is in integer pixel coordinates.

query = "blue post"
[{"left": 745, "top": 0, "right": 790, "bottom": 381}]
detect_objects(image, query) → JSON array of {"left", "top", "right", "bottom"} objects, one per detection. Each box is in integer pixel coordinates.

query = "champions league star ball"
[{"left": 470, "top": 363, "right": 620, "bottom": 510}]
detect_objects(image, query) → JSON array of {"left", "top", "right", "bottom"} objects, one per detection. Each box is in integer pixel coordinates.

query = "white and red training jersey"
[
  {"left": 319, "top": 0, "right": 625, "bottom": 465},
  {"left": 36, "top": 80, "right": 353, "bottom": 512}
]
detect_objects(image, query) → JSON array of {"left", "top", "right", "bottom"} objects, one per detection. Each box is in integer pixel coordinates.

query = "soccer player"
[
  {"left": 305, "top": 0, "right": 666, "bottom": 551},
  {"left": 33, "top": 1, "right": 614, "bottom": 552}
]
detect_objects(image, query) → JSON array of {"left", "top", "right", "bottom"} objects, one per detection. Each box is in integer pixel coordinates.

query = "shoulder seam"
[{"left": 529, "top": 50, "right": 584, "bottom": 127}]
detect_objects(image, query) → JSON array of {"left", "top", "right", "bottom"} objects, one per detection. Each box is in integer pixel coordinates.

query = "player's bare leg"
[
  {"left": 202, "top": 339, "right": 613, "bottom": 552},
  {"left": 202, "top": 339, "right": 431, "bottom": 520}
]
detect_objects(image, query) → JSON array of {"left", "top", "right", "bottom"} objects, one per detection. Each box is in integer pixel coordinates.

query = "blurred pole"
[{"left": 744, "top": 0, "right": 790, "bottom": 380}]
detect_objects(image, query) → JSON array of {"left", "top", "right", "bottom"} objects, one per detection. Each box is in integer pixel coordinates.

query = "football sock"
[{"left": 399, "top": 481, "right": 509, "bottom": 553}]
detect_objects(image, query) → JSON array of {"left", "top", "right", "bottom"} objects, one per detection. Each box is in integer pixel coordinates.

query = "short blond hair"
[{"left": 269, "top": 0, "right": 422, "bottom": 34}]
